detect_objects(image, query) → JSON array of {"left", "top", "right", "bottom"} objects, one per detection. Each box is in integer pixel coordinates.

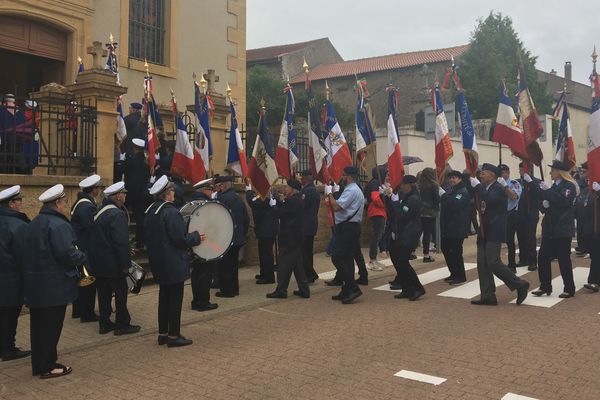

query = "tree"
[
  {"left": 246, "top": 65, "right": 286, "bottom": 129},
  {"left": 458, "top": 12, "right": 552, "bottom": 119}
]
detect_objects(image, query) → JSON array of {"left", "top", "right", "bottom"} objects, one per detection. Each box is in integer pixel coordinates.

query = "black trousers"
[
  {"left": 470, "top": 205, "right": 479, "bottom": 234},
  {"left": 332, "top": 234, "right": 368, "bottom": 282},
  {"left": 191, "top": 260, "right": 214, "bottom": 308},
  {"left": 71, "top": 283, "right": 97, "bottom": 319},
  {"left": 302, "top": 235, "right": 318, "bottom": 280},
  {"left": 369, "top": 216, "right": 386, "bottom": 260},
  {"left": 258, "top": 237, "right": 276, "bottom": 281},
  {"left": 421, "top": 217, "right": 436, "bottom": 255},
  {"left": 588, "top": 234, "right": 600, "bottom": 284},
  {"left": 96, "top": 276, "right": 131, "bottom": 329},
  {"left": 516, "top": 217, "right": 539, "bottom": 267},
  {"left": 276, "top": 246, "right": 309, "bottom": 295},
  {"left": 332, "top": 222, "right": 361, "bottom": 295},
  {"left": 506, "top": 210, "right": 519, "bottom": 267},
  {"left": 0, "top": 305, "right": 22, "bottom": 355},
  {"left": 219, "top": 245, "right": 241, "bottom": 296},
  {"left": 390, "top": 243, "right": 424, "bottom": 296},
  {"left": 441, "top": 237, "right": 466, "bottom": 280},
  {"left": 158, "top": 282, "right": 184, "bottom": 337},
  {"left": 132, "top": 201, "right": 145, "bottom": 248},
  {"left": 30, "top": 305, "right": 66, "bottom": 375},
  {"left": 538, "top": 237, "right": 575, "bottom": 294}
]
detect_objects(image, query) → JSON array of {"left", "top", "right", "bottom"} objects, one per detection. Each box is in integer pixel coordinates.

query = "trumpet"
[{"left": 78, "top": 265, "right": 96, "bottom": 287}]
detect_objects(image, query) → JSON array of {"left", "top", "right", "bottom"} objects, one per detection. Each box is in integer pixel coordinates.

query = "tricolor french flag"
[
  {"left": 355, "top": 88, "right": 376, "bottom": 167},
  {"left": 431, "top": 84, "right": 453, "bottom": 183},
  {"left": 194, "top": 81, "right": 213, "bottom": 180},
  {"left": 386, "top": 87, "right": 404, "bottom": 190},
  {"left": 553, "top": 92, "right": 576, "bottom": 169},
  {"left": 274, "top": 86, "right": 298, "bottom": 179},
  {"left": 226, "top": 101, "right": 248, "bottom": 177},
  {"left": 323, "top": 101, "right": 352, "bottom": 183},
  {"left": 115, "top": 95, "right": 127, "bottom": 143},
  {"left": 305, "top": 75, "right": 328, "bottom": 181},
  {"left": 248, "top": 107, "right": 278, "bottom": 198},
  {"left": 517, "top": 71, "right": 544, "bottom": 166},
  {"left": 588, "top": 60, "right": 600, "bottom": 189},
  {"left": 456, "top": 90, "right": 478, "bottom": 177},
  {"left": 492, "top": 81, "right": 527, "bottom": 160}
]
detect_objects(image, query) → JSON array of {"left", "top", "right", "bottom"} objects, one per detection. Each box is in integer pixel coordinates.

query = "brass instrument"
[{"left": 78, "top": 265, "right": 96, "bottom": 287}]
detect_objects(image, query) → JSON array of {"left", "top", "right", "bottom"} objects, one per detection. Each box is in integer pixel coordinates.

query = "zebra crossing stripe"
[
  {"left": 509, "top": 267, "right": 589, "bottom": 307},
  {"left": 373, "top": 263, "right": 478, "bottom": 292},
  {"left": 393, "top": 370, "right": 446, "bottom": 385},
  {"left": 501, "top": 393, "right": 538, "bottom": 400},
  {"left": 437, "top": 269, "right": 529, "bottom": 299}
]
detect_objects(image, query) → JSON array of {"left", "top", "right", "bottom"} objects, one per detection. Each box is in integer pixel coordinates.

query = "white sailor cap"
[
  {"left": 149, "top": 175, "right": 173, "bottom": 196},
  {"left": 79, "top": 174, "right": 102, "bottom": 189},
  {"left": 38, "top": 184, "right": 66, "bottom": 203},
  {"left": 0, "top": 185, "right": 23, "bottom": 202},
  {"left": 104, "top": 181, "right": 127, "bottom": 196},
  {"left": 3, "top": 93, "right": 15, "bottom": 102},
  {"left": 25, "top": 100, "right": 37, "bottom": 109},
  {"left": 132, "top": 138, "right": 145, "bottom": 148},
  {"left": 192, "top": 178, "right": 214, "bottom": 189}
]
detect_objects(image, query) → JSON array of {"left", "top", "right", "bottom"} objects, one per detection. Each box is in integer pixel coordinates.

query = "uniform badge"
[
  {"left": 456, "top": 194, "right": 462, "bottom": 200},
  {"left": 513, "top": 181, "right": 520, "bottom": 189},
  {"left": 564, "top": 189, "right": 571, "bottom": 197},
  {"left": 402, "top": 206, "right": 409, "bottom": 212},
  {"left": 302, "top": 194, "right": 306, "bottom": 200}
]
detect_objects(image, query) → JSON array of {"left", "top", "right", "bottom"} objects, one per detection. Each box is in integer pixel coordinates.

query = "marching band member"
[
  {"left": 89, "top": 182, "right": 140, "bottom": 335},
  {"left": 124, "top": 138, "right": 150, "bottom": 250},
  {"left": 246, "top": 182, "right": 278, "bottom": 285},
  {"left": 146, "top": 176, "right": 202, "bottom": 347},
  {"left": 24, "top": 184, "right": 86, "bottom": 378},
  {"left": 300, "top": 170, "right": 321, "bottom": 282},
  {"left": 0, "top": 186, "right": 30, "bottom": 362},
  {"left": 70, "top": 174, "right": 102, "bottom": 323}
]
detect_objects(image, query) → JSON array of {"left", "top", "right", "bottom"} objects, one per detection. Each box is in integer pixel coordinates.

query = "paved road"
[{"left": 1, "top": 237, "right": 598, "bottom": 400}]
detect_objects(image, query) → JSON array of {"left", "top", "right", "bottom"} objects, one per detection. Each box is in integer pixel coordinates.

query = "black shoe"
[
  {"left": 509, "top": 267, "right": 517, "bottom": 273},
  {"left": 558, "top": 292, "right": 574, "bottom": 298},
  {"left": 1, "top": 348, "right": 31, "bottom": 361},
  {"left": 448, "top": 279, "right": 466, "bottom": 285},
  {"left": 114, "top": 324, "right": 141, "bottom": 336},
  {"left": 332, "top": 291, "right": 345, "bottom": 301},
  {"left": 528, "top": 265, "right": 538, "bottom": 271},
  {"left": 531, "top": 289, "right": 551, "bottom": 297},
  {"left": 508, "top": 263, "right": 518, "bottom": 270},
  {"left": 99, "top": 323, "right": 116, "bottom": 335},
  {"left": 293, "top": 290, "right": 310, "bottom": 299},
  {"left": 409, "top": 254, "right": 417, "bottom": 260},
  {"left": 422, "top": 256, "right": 434, "bottom": 263},
  {"left": 389, "top": 283, "right": 403, "bottom": 291},
  {"left": 470, "top": 298, "right": 498, "bottom": 306},
  {"left": 443, "top": 276, "right": 454, "bottom": 282},
  {"left": 256, "top": 278, "right": 275, "bottom": 285},
  {"left": 215, "top": 292, "right": 235, "bottom": 298},
  {"left": 254, "top": 274, "right": 262, "bottom": 279},
  {"left": 80, "top": 314, "right": 99, "bottom": 323},
  {"left": 167, "top": 336, "right": 193, "bottom": 348},
  {"left": 341, "top": 289, "right": 363, "bottom": 304},
  {"left": 266, "top": 291, "right": 287, "bottom": 299},
  {"left": 157, "top": 335, "right": 168, "bottom": 345},
  {"left": 194, "top": 303, "right": 219, "bottom": 312},
  {"left": 394, "top": 291, "right": 412, "bottom": 299},
  {"left": 409, "top": 290, "right": 425, "bottom": 301},
  {"left": 307, "top": 275, "right": 319, "bottom": 283},
  {"left": 355, "top": 277, "right": 368, "bottom": 285},
  {"left": 516, "top": 281, "right": 530, "bottom": 305},
  {"left": 584, "top": 283, "right": 600, "bottom": 293},
  {"left": 324, "top": 279, "right": 342, "bottom": 286}
]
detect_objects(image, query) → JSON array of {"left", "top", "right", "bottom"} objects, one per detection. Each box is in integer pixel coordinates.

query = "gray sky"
[{"left": 247, "top": 0, "right": 599, "bottom": 85}]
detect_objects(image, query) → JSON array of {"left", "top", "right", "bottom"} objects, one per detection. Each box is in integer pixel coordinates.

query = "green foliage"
[
  {"left": 458, "top": 12, "right": 553, "bottom": 119},
  {"left": 293, "top": 89, "right": 355, "bottom": 132}
]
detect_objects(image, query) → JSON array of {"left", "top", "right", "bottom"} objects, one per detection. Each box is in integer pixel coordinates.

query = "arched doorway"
[{"left": 0, "top": 16, "right": 67, "bottom": 96}]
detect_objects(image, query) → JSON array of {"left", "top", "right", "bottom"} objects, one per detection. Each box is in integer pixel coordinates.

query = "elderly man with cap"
[
  {"left": 245, "top": 182, "right": 278, "bottom": 285},
  {"left": 89, "top": 181, "right": 140, "bottom": 336},
  {"left": 469, "top": 163, "right": 530, "bottom": 306},
  {"left": 0, "top": 186, "right": 31, "bottom": 362},
  {"left": 439, "top": 170, "right": 471, "bottom": 284},
  {"left": 70, "top": 174, "right": 102, "bottom": 323},
  {"left": 146, "top": 176, "right": 203, "bottom": 347},
  {"left": 325, "top": 165, "right": 365, "bottom": 304},
  {"left": 300, "top": 170, "right": 321, "bottom": 282},
  {"left": 525, "top": 160, "right": 578, "bottom": 298},
  {"left": 124, "top": 138, "right": 150, "bottom": 250},
  {"left": 515, "top": 162, "right": 542, "bottom": 271},
  {"left": 24, "top": 184, "right": 86, "bottom": 378},
  {"left": 266, "top": 179, "right": 310, "bottom": 299},
  {"left": 497, "top": 164, "right": 522, "bottom": 272},
  {"left": 188, "top": 178, "right": 219, "bottom": 312},
  {"left": 215, "top": 175, "right": 249, "bottom": 298}
]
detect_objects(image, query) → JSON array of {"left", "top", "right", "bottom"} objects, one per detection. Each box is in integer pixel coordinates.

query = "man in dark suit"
[
  {"left": 246, "top": 183, "right": 278, "bottom": 284},
  {"left": 124, "top": 138, "right": 150, "bottom": 249},
  {"left": 516, "top": 162, "right": 542, "bottom": 271},
  {"left": 469, "top": 163, "right": 530, "bottom": 306},
  {"left": 300, "top": 170, "right": 321, "bottom": 283},
  {"left": 122, "top": 102, "right": 145, "bottom": 159}
]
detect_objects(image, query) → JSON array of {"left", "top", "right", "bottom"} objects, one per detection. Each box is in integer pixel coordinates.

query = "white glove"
[
  {"left": 542, "top": 200, "right": 550, "bottom": 208},
  {"left": 438, "top": 187, "right": 446, "bottom": 196},
  {"left": 333, "top": 183, "right": 340, "bottom": 193},
  {"left": 469, "top": 177, "right": 480, "bottom": 188},
  {"left": 245, "top": 184, "right": 252, "bottom": 191},
  {"left": 539, "top": 182, "right": 550, "bottom": 191},
  {"left": 378, "top": 185, "right": 385, "bottom": 194},
  {"left": 523, "top": 173, "right": 532, "bottom": 183},
  {"left": 149, "top": 176, "right": 156, "bottom": 184},
  {"left": 391, "top": 193, "right": 399, "bottom": 202},
  {"left": 592, "top": 182, "right": 600, "bottom": 192},
  {"left": 497, "top": 177, "right": 508, "bottom": 187},
  {"left": 269, "top": 197, "right": 276, "bottom": 207},
  {"left": 211, "top": 192, "right": 218, "bottom": 199},
  {"left": 324, "top": 185, "right": 332, "bottom": 196}
]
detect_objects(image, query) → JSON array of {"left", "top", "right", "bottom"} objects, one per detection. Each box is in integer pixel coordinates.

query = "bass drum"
[{"left": 180, "top": 200, "right": 234, "bottom": 261}]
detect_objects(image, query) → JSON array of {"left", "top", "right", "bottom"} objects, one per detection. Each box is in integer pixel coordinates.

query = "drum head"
[{"left": 186, "top": 201, "right": 234, "bottom": 261}]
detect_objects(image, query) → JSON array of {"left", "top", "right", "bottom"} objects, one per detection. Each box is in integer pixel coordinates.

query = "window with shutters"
[{"left": 128, "top": 0, "right": 166, "bottom": 65}]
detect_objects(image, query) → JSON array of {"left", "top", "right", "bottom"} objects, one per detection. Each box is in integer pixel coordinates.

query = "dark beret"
[
  {"left": 447, "top": 170, "right": 463, "bottom": 179},
  {"left": 287, "top": 179, "right": 302, "bottom": 191},
  {"left": 343, "top": 166, "right": 359, "bottom": 176},
  {"left": 498, "top": 164, "right": 510, "bottom": 171},
  {"left": 402, "top": 175, "right": 417, "bottom": 184},
  {"left": 547, "top": 160, "right": 571, "bottom": 172},
  {"left": 130, "top": 102, "right": 143, "bottom": 110},
  {"left": 481, "top": 163, "right": 501, "bottom": 176},
  {"left": 214, "top": 175, "right": 235, "bottom": 184}
]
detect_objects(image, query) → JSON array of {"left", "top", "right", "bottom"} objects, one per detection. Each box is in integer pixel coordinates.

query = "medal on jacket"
[{"left": 480, "top": 200, "right": 486, "bottom": 214}]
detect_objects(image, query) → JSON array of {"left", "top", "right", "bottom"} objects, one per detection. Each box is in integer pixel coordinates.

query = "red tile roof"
[
  {"left": 289, "top": 44, "right": 469, "bottom": 83},
  {"left": 247, "top": 38, "right": 332, "bottom": 62}
]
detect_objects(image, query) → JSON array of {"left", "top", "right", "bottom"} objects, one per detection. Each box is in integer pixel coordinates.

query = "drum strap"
[
  {"left": 145, "top": 201, "right": 158, "bottom": 215},
  {"left": 94, "top": 204, "right": 118, "bottom": 221},
  {"left": 154, "top": 201, "right": 169, "bottom": 215},
  {"left": 71, "top": 198, "right": 93, "bottom": 216}
]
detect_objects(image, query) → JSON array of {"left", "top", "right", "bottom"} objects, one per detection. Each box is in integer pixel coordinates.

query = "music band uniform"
[{"left": 124, "top": 138, "right": 150, "bottom": 249}]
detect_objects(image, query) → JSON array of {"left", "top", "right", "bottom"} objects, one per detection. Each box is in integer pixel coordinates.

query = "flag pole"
[
  {"left": 593, "top": 46, "right": 599, "bottom": 234},
  {"left": 325, "top": 80, "right": 333, "bottom": 183},
  {"left": 498, "top": 143, "right": 502, "bottom": 164},
  {"left": 355, "top": 74, "right": 381, "bottom": 184}
]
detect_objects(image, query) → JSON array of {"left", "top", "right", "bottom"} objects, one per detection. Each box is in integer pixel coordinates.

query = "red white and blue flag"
[
  {"left": 355, "top": 79, "right": 376, "bottom": 167},
  {"left": 492, "top": 80, "right": 527, "bottom": 160},
  {"left": 588, "top": 59, "right": 600, "bottom": 189},
  {"left": 226, "top": 101, "right": 248, "bottom": 177},
  {"left": 322, "top": 101, "right": 352, "bottom": 183},
  {"left": 143, "top": 75, "right": 161, "bottom": 173},
  {"left": 553, "top": 91, "right": 576, "bottom": 169},
  {"left": 517, "top": 71, "right": 544, "bottom": 166},
  {"left": 275, "top": 85, "right": 298, "bottom": 179},
  {"left": 170, "top": 93, "right": 204, "bottom": 184},
  {"left": 456, "top": 90, "right": 478, "bottom": 176},
  {"left": 431, "top": 84, "right": 453, "bottom": 183},
  {"left": 115, "top": 95, "right": 127, "bottom": 143},
  {"left": 386, "top": 87, "right": 404, "bottom": 190},
  {"left": 194, "top": 81, "right": 213, "bottom": 179},
  {"left": 105, "top": 39, "right": 120, "bottom": 85},
  {"left": 248, "top": 107, "right": 278, "bottom": 198},
  {"left": 305, "top": 74, "right": 328, "bottom": 181}
]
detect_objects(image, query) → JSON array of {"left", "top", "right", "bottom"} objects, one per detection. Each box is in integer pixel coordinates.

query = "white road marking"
[
  {"left": 373, "top": 263, "right": 478, "bottom": 292},
  {"left": 501, "top": 393, "right": 538, "bottom": 400},
  {"left": 510, "top": 267, "right": 589, "bottom": 307},
  {"left": 438, "top": 270, "right": 529, "bottom": 299},
  {"left": 394, "top": 370, "right": 446, "bottom": 385}
]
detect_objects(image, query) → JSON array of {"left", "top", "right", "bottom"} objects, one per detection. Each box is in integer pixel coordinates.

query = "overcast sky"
[{"left": 247, "top": 0, "right": 599, "bottom": 85}]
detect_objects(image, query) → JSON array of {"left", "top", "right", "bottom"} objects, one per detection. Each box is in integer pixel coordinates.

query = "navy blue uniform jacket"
[
  {"left": 0, "top": 207, "right": 29, "bottom": 306},
  {"left": 440, "top": 183, "right": 471, "bottom": 239},
  {"left": 473, "top": 181, "right": 507, "bottom": 243},
  {"left": 301, "top": 182, "right": 320, "bottom": 236},
  {"left": 218, "top": 188, "right": 249, "bottom": 247},
  {"left": 246, "top": 190, "right": 278, "bottom": 239}
]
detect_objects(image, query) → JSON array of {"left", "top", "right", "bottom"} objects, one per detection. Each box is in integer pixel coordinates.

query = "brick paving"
[{"left": 1, "top": 236, "right": 599, "bottom": 400}]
